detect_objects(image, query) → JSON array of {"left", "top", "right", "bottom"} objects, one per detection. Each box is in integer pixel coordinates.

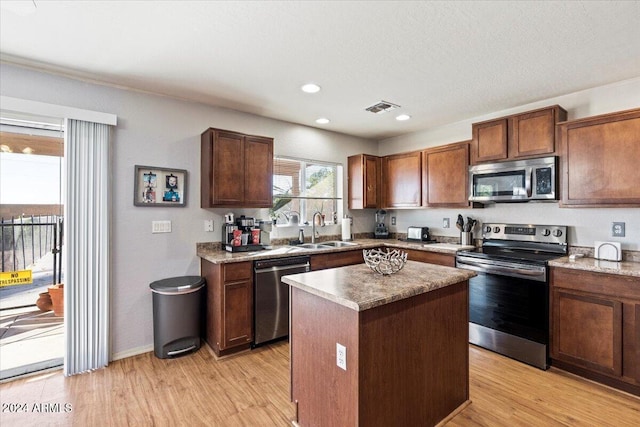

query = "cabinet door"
[
  {"left": 382, "top": 151, "right": 422, "bottom": 208},
  {"left": 244, "top": 135, "right": 273, "bottom": 207},
  {"left": 471, "top": 118, "right": 508, "bottom": 163},
  {"left": 422, "top": 142, "right": 469, "bottom": 207},
  {"left": 551, "top": 289, "right": 623, "bottom": 376},
  {"left": 223, "top": 280, "right": 253, "bottom": 349},
  {"left": 510, "top": 107, "right": 563, "bottom": 158},
  {"left": 559, "top": 109, "right": 640, "bottom": 206},
  {"left": 348, "top": 154, "right": 380, "bottom": 209},
  {"left": 206, "top": 130, "right": 245, "bottom": 206},
  {"left": 310, "top": 249, "right": 364, "bottom": 271},
  {"left": 404, "top": 249, "right": 455, "bottom": 267}
]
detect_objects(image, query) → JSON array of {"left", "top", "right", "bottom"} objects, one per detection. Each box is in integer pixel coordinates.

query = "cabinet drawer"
[
  {"left": 224, "top": 261, "right": 252, "bottom": 282},
  {"left": 311, "top": 250, "right": 363, "bottom": 271},
  {"left": 551, "top": 268, "right": 640, "bottom": 300}
]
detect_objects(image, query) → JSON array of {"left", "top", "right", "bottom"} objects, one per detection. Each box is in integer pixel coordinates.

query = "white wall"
[
  {"left": 377, "top": 78, "right": 640, "bottom": 250},
  {"left": 0, "top": 63, "right": 376, "bottom": 357}
]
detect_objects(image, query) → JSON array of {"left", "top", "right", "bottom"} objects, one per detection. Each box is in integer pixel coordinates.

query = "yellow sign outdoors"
[{"left": 0, "top": 270, "right": 33, "bottom": 287}]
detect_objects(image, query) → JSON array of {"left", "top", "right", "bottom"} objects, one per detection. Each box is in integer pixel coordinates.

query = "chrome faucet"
[{"left": 311, "top": 211, "right": 325, "bottom": 243}]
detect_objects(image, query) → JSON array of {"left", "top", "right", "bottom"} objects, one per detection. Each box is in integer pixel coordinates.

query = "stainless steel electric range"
[{"left": 456, "top": 223, "right": 568, "bottom": 370}]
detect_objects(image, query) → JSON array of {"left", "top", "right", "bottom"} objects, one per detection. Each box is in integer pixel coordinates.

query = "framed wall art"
[{"left": 134, "top": 165, "right": 187, "bottom": 207}]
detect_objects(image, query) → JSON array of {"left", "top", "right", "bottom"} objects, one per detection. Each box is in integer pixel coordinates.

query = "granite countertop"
[
  {"left": 549, "top": 256, "right": 640, "bottom": 278},
  {"left": 282, "top": 260, "right": 476, "bottom": 311},
  {"left": 197, "top": 238, "right": 475, "bottom": 265}
]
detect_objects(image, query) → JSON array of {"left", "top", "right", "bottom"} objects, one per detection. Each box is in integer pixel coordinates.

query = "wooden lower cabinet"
[
  {"left": 550, "top": 267, "right": 640, "bottom": 395},
  {"left": 310, "top": 249, "right": 364, "bottom": 271},
  {"left": 290, "top": 281, "right": 469, "bottom": 426},
  {"left": 404, "top": 248, "right": 455, "bottom": 267},
  {"left": 201, "top": 260, "right": 253, "bottom": 356}
]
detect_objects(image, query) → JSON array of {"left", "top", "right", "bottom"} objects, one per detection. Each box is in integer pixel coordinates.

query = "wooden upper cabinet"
[
  {"left": 201, "top": 128, "right": 273, "bottom": 208},
  {"left": 471, "top": 105, "right": 567, "bottom": 164},
  {"left": 244, "top": 135, "right": 274, "bottom": 206},
  {"left": 348, "top": 154, "right": 380, "bottom": 209},
  {"left": 382, "top": 151, "right": 422, "bottom": 208},
  {"left": 471, "top": 118, "right": 508, "bottom": 163},
  {"left": 558, "top": 108, "right": 640, "bottom": 207},
  {"left": 422, "top": 141, "right": 470, "bottom": 207}
]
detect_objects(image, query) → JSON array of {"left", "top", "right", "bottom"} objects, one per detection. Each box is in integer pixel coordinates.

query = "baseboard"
[{"left": 111, "top": 344, "right": 154, "bottom": 361}]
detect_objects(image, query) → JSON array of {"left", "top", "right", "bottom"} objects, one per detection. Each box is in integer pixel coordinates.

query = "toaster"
[{"left": 407, "top": 226, "right": 430, "bottom": 242}]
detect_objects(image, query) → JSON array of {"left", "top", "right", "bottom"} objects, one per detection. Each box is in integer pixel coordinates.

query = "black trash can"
[{"left": 150, "top": 276, "right": 206, "bottom": 359}]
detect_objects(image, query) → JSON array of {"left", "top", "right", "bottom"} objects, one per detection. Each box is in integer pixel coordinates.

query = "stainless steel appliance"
[
  {"left": 253, "top": 256, "right": 310, "bottom": 346},
  {"left": 225, "top": 215, "right": 266, "bottom": 252},
  {"left": 258, "top": 220, "right": 272, "bottom": 246},
  {"left": 456, "top": 223, "right": 567, "bottom": 369},
  {"left": 374, "top": 209, "right": 389, "bottom": 239},
  {"left": 407, "top": 226, "right": 430, "bottom": 242},
  {"left": 468, "top": 156, "right": 557, "bottom": 203}
]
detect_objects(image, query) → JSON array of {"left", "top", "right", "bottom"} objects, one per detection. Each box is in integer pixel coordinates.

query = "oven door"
[{"left": 457, "top": 256, "right": 549, "bottom": 369}]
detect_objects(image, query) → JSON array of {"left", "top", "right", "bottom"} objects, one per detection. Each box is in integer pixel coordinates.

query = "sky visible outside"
[{"left": 0, "top": 152, "right": 62, "bottom": 204}]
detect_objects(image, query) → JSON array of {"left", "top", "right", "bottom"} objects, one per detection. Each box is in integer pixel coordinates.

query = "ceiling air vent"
[{"left": 365, "top": 101, "right": 400, "bottom": 114}]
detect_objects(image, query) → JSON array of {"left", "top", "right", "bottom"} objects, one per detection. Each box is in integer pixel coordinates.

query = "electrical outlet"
[
  {"left": 204, "top": 219, "right": 214, "bottom": 232},
  {"left": 336, "top": 343, "right": 347, "bottom": 370},
  {"left": 152, "top": 220, "right": 172, "bottom": 233},
  {"left": 612, "top": 222, "right": 625, "bottom": 237},
  {"left": 391, "top": 216, "right": 396, "bottom": 225},
  {"left": 443, "top": 218, "right": 450, "bottom": 228}
]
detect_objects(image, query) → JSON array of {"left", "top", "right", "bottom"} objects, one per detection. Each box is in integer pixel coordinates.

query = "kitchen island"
[{"left": 282, "top": 260, "right": 476, "bottom": 427}]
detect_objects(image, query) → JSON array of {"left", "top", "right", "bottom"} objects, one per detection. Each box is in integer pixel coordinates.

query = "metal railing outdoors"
[{"left": 1, "top": 215, "right": 63, "bottom": 284}]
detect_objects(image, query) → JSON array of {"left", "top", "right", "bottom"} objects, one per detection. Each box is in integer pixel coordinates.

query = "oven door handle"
[{"left": 457, "top": 259, "right": 545, "bottom": 278}]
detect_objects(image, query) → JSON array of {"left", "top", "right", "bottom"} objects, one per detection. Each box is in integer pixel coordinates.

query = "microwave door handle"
[{"left": 526, "top": 168, "right": 533, "bottom": 197}]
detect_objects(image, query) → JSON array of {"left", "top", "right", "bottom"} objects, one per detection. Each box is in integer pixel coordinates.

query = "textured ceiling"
[{"left": 1, "top": 1, "right": 639, "bottom": 140}]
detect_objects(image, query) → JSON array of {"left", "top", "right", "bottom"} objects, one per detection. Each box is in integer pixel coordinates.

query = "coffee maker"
[
  {"left": 222, "top": 212, "right": 238, "bottom": 246},
  {"left": 236, "top": 215, "right": 255, "bottom": 244},
  {"left": 374, "top": 209, "right": 389, "bottom": 239}
]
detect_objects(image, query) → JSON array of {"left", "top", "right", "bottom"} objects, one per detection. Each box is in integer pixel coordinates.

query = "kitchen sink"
[
  {"left": 295, "top": 243, "right": 331, "bottom": 250},
  {"left": 321, "top": 241, "right": 359, "bottom": 248},
  {"left": 287, "top": 241, "right": 359, "bottom": 251}
]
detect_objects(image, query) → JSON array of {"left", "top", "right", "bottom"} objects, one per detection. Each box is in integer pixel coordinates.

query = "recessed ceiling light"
[
  {"left": 315, "top": 118, "right": 330, "bottom": 124},
  {"left": 396, "top": 114, "right": 411, "bottom": 121},
  {"left": 301, "top": 83, "right": 321, "bottom": 93}
]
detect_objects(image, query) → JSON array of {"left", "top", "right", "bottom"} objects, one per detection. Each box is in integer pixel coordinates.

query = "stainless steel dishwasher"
[{"left": 253, "top": 256, "right": 310, "bottom": 346}]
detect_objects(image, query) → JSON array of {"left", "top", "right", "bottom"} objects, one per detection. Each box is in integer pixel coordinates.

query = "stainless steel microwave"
[{"left": 468, "top": 156, "right": 557, "bottom": 203}]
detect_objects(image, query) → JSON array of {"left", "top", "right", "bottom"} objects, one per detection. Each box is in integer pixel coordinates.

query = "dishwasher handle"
[{"left": 254, "top": 263, "right": 310, "bottom": 274}]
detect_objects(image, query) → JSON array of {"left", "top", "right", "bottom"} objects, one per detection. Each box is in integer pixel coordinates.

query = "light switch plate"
[
  {"left": 204, "top": 219, "right": 214, "bottom": 232},
  {"left": 152, "top": 220, "right": 172, "bottom": 233},
  {"left": 443, "top": 218, "right": 450, "bottom": 228}
]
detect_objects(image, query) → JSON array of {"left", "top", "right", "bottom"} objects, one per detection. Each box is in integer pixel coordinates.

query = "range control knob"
[
  {"left": 484, "top": 226, "right": 492, "bottom": 233},
  {"left": 542, "top": 229, "right": 551, "bottom": 237},
  {"left": 493, "top": 226, "right": 501, "bottom": 233},
  {"left": 553, "top": 229, "right": 563, "bottom": 237}
]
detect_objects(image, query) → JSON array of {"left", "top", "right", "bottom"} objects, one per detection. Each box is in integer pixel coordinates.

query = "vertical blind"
[{"left": 63, "top": 119, "right": 111, "bottom": 376}]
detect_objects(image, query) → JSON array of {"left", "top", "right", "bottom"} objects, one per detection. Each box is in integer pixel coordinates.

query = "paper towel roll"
[{"left": 341, "top": 217, "right": 352, "bottom": 241}]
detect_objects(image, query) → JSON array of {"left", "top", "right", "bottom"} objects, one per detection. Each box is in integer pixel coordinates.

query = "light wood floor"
[{"left": 1, "top": 342, "right": 638, "bottom": 426}]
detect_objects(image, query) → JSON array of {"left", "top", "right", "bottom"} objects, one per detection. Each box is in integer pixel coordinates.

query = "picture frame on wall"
[{"left": 134, "top": 165, "right": 187, "bottom": 207}]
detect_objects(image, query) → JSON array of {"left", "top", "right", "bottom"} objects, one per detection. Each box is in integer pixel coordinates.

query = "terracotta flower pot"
[
  {"left": 36, "top": 292, "right": 53, "bottom": 312},
  {"left": 48, "top": 284, "right": 64, "bottom": 317}
]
